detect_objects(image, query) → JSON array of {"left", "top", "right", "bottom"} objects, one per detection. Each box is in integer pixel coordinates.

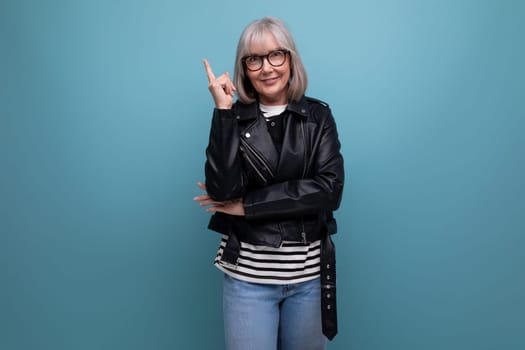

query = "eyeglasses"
[{"left": 242, "top": 49, "right": 289, "bottom": 71}]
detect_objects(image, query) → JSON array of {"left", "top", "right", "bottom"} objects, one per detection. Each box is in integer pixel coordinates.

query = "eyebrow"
[{"left": 246, "top": 48, "right": 283, "bottom": 56}]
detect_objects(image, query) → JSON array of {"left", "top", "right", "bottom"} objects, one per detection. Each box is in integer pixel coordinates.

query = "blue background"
[{"left": 2, "top": 0, "right": 524, "bottom": 349}]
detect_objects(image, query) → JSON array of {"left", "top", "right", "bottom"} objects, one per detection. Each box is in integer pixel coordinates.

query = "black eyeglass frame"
[{"left": 242, "top": 49, "right": 290, "bottom": 71}]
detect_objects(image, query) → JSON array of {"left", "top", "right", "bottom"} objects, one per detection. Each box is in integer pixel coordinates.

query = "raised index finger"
[{"left": 203, "top": 59, "right": 216, "bottom": 82}]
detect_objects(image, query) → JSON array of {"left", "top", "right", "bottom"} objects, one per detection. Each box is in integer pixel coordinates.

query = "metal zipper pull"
[{"left": 301, "top": 231, "right": 307, "bottom": 245}]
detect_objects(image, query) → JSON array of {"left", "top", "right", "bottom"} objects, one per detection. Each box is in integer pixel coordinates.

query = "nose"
[{"left": 261, "top": 57, "right": 273, "bottom": 72}]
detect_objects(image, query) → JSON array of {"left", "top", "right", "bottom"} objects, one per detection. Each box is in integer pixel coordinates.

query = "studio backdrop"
[{"left": 2, "top": 0, "right": 524, "bottom": 349}]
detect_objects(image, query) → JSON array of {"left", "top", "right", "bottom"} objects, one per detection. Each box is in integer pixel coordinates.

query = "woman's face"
[{"left": 245, "top": 33, "right": 291, "bottom": 106}]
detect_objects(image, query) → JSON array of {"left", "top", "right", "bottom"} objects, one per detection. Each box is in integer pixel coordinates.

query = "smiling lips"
[{"left": 261, "top": 77, "right": 280, "bottom": 85}]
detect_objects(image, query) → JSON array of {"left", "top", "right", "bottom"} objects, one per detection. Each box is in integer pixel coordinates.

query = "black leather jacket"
[{"left": 205, "top": 96, "right": 344, "bottom": 248}]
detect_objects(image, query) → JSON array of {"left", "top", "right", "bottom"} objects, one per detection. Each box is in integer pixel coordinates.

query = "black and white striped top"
[{"left": 214, "top": 235, "right": 321, "bottom": 284}]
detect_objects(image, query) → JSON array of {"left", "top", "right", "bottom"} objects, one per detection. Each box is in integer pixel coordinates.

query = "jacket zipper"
[
  {"left": 240, "top": 144, "right": 268, "bottom": 184},
  {"left": 240, "top": 137, "right": 275, "bottom": 180},
  {"left": 300, "top": 119, "right": 308, "bottom": 179},
  {"left": 300, "top": 119, "right": 308, "bottom": 245}
]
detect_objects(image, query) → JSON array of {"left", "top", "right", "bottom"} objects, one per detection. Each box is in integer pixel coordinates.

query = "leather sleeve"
[
  {"left": 243, "top": 108, "right": 344, "bottom": 219},
  {"left": 204, "top": 108, "right": 246, "bottom": 201}
]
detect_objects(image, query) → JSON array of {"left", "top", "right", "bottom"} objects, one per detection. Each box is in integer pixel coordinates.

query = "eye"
[
  {"left": 246, "top": 56, "right": 260, "bottom": 64},
  {"left": 269, "top": 50, "right": 284, "bottom": 59}
]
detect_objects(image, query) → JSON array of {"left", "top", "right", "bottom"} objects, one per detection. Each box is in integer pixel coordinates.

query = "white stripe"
[
  {"left": 234, "top": 257, "right": 320, "bottom": 270},
  {"left": 217, "top": 263, "right": 321, "bottom": 277},
  {"left": 237, "top": 250, "right": 319, "bottom": 261}
]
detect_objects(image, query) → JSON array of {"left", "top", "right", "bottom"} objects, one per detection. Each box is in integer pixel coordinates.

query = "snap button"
[
  {"left": 245, "top": 132, "right": 251, "bottom": 138},
  {"left": 236, "top": 115, "right": 241, "bottom": 120},
  {"left": 326, "top": 293, "right": 331, "bottom": 299},
  {"left": 326, "top": 264, "right": 330, "bottom": 269},
  {"left": 301, "top": 109, "right": 306, "bottom": 113},
  {"left": 327, "top": 304, "right": 331, "bottom": 310},
  {"left": 270, "top": 121, "right": 275, "bottom": 126},
  {"left": 326, "top": 275, "right": 331, "bottom": 280}
]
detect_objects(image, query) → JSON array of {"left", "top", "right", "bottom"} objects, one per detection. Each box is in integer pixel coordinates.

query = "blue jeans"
[{"left": 223, "top": 274, "right": 327, "bottom": 350}]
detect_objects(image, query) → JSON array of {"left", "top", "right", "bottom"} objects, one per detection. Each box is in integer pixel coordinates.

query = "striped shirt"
[{"left": 214, "top": 235, "right": 321, "bottom": 285}]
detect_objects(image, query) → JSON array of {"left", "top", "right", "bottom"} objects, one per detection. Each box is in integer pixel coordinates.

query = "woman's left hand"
[{"left": 194, "top": 182, "right": 245, "bottom": 216}]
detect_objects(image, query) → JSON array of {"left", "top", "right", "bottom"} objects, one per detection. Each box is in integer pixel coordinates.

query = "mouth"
[{"left": 261, "top": 77, "right": 280, "bottom": 85}]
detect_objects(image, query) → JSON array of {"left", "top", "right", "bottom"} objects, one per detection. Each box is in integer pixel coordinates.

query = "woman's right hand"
[
  {"left": 203, "top": 59, "right": 236, "bottom": 109},
  {"left": 194, "top": 182, "right": 245, "bottom": 216}
]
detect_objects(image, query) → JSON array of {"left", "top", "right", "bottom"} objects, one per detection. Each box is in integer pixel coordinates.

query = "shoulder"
[
  {"left": 303, "top": 96, "right": 333, "bottom": 123},
  {"left": 232, "top": 100, "right": 258, "bottom": 120},
  {"left": 305, "top": 96, "right": 330, "bottom": 108}
]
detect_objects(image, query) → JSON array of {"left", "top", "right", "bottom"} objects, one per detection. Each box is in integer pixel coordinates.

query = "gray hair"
[{"left": 233, "top": 17, "right": 308, "bottom": 104}]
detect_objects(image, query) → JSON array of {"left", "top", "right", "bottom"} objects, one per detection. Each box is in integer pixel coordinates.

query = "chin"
[{"left": 260, "top": 88, "right": 286, "bottom": 100}]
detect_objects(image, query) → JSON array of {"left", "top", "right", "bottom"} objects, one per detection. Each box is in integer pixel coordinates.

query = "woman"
[{"left": 194, "top": 16, "right": 344, "bottom": 350}]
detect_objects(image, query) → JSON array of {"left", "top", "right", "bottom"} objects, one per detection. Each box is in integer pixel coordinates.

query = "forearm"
[{"left": 243, "top": 171, "right": 344, "bottom": 219}]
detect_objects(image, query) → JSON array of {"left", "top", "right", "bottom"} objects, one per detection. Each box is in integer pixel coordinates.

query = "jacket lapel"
[{"left": 242, "top": 115, "right": 280, "bottom": 174}]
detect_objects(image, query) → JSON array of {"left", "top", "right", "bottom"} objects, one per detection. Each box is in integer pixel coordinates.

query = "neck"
[{"left": 258, "top": 95, "right": 288, "bottom": 106}]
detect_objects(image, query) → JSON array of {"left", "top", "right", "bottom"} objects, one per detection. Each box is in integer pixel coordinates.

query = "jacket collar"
[{"left": 234, "top": 96, "right": 309, "bottom": 121}]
